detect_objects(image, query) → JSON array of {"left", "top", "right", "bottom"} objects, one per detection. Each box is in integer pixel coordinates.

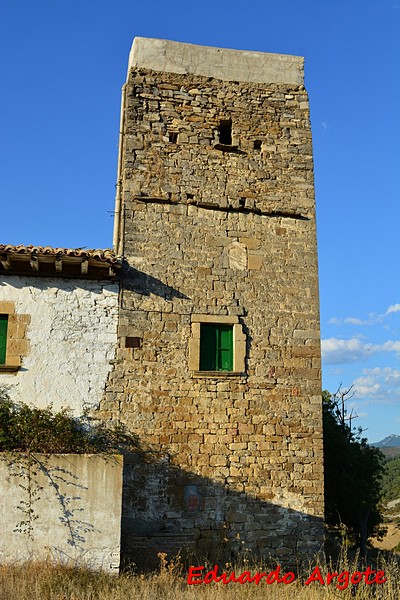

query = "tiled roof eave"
[{"left": 0, "top": 244, "right": 121, "bottom": 279}]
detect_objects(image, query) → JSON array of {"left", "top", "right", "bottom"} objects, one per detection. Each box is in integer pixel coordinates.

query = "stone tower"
[{"left": 106, "top": 38, "right": 324, "bottom": 566}]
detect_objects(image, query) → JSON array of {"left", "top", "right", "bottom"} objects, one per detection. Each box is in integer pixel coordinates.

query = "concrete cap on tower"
[{"left": 128, "top": 37, "right": 304, "bottom": 85}]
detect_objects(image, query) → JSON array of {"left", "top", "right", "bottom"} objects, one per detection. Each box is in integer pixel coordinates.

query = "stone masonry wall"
[
  {"left": 102, "top": 40, "right": 324, "bottom": 566},
  {"left": 118, "top": 72, "right": 314, "bottom": 218}
]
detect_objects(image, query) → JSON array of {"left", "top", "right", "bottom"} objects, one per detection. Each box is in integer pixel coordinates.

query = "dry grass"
[
  {"left": 0, "top": 553, "right": 399, "bottom": 600},
  {"left": 372, "top": 522, "right": 400, "bottom": 551}
]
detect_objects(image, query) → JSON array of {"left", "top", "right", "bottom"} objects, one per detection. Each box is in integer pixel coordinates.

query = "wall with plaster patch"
[{"left": 0, "top": 276, "right": 119, "bottom": 415}]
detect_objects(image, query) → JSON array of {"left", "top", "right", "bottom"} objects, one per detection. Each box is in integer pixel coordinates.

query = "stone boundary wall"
[{"left": 0, "top": 454, "right": 123, "bottom": 572}]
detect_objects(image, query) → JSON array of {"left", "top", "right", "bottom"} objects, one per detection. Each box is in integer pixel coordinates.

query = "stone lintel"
[
  {"left": 128, "top": 37, "right": 304, "bottom": 85},
  {"left": 191, "top": 314, "right": 239, "bottom": 324}
]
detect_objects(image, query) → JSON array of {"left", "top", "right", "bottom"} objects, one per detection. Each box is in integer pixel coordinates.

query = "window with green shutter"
[
  {"left": 200, "top": 323, "right": 233, "bottom": 371},
  {"left": 0, "top": 314, "right": 8, "bottom": 364}
]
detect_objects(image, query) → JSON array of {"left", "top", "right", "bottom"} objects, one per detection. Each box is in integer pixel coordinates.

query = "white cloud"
[
  {"left": 382, "top": 341, "right": 400, "bottom": 352},
  {"left": 322, "top": 338, "right": 374, "bottom": 364},
  {"left": 328, "top": 317, "right": 368, "bottom": 326},
  {"left": 352, "top": 368, "right": 400, "bottom": 405},
  {"left": 344, "top": 317, "right": 367, "bottom": 325},
  {"left": 328, "top": 302, "right": 400, "bottom": 327},
  {"left": 321, "top": 337, "right": 400, "bottom": 365},
  {"left": 355, "top": 412, "right": 368, "bottom": 419},
  {"left": 386, "top": 303, "right": 400, "bottom": 315}
]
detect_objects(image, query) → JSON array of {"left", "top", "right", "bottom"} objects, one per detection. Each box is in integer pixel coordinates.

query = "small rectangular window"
[
  {"left": 200, "top": 323, "right": 233, "bottom": 371},
  {"left": 0, "top": 314, "right": 8, "bottom": 364},
  {"left": 219, "top": 119, "right": 232, "bottom": 145}
]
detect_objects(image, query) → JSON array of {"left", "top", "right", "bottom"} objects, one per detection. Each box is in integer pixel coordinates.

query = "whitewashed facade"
[{"left": 0, "top": 246, "right": 120, "bottom": 415}]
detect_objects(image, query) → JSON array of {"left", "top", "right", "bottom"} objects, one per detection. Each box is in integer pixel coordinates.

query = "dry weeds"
[{"left": 0, "top": 552, "right": 399, "bottom": 600}]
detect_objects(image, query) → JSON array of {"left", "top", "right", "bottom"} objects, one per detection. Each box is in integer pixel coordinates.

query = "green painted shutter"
[
  {"left": 200, "top": 324, "right": 217, "bottom": 370},
  {"left": 200, "top": 323, "right": 233, "bottom": 371},
  {"left": 217, "top": 326, "right": 233, "bottom": 371},
  {"left": 0, "top": 315, "right": 8, "bottom": 364}
]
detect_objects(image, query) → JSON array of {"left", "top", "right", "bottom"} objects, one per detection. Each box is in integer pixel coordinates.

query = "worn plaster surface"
[{"left": 0, "top": 277, "right": 118, "bottom": 414}]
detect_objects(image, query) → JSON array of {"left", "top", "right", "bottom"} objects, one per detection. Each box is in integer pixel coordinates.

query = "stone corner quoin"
[{"left": 103, "top": 37, "right": 324, "bottom": 567}]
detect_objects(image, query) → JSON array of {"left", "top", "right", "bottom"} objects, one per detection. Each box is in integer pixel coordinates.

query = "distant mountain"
[{"left": 371, "top": 434, "right": 400, "bottom": 448}]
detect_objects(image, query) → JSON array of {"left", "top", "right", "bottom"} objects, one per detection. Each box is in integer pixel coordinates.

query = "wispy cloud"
[
  {"left": 328, "top": 302, "right": 400, "bottom": 326},
  {"left": 382, "top": 341, "right": 400, "bottom": 352},
  {"left": 321, "top": 337, "right": 400, "bottom": 364},
  {"left": 386, "top": 303, "right": 400, "bottom": 315},
  {"left": 353, "top": 368, "right": 400, "bottom": 404},
  {"left": 322, "top": 338, "right": 373, "bottom": 364},
  {"left": 328, "top": 317, "right": 369, "bottom": 326}
]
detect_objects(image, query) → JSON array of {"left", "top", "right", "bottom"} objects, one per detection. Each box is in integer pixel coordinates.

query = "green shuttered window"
[
  {"left": 0, "top": 314, "right": 8, "bottom": 364},
  {"left": 200, "top": 323, "right": 233, "bottom": 371}
]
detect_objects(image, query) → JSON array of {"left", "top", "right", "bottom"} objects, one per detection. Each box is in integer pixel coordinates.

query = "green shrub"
[{"left": 0, "top": 387, "right": 139, "bottom": 454}]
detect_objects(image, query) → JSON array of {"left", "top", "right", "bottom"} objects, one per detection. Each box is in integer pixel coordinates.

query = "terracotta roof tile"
[{"left": 0, "top": 244, "right": 120, "bottom": 264}]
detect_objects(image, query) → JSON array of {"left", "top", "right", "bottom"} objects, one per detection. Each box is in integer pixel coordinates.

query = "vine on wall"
[{"left": 0, "top": 386, "right": 139, "bottom": 540}]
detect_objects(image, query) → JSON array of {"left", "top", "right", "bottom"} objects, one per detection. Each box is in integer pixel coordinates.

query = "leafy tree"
[
  {"left": 381, "top": 455, "right": 400, "bottom": 504},
  {"left": 323, "top": 387, "right": 386, "bottom": 558}
]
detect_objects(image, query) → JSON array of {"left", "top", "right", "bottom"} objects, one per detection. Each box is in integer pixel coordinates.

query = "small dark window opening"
[
  {"left": 254, "top": 140, "right": 262, "bottom": 150},
  {"left": 219, "top": 119, "right": 232, "bottom": 145},
  {"left": 125, "top": 336, "right": 142, "bottom": 349},
  {"left": 186, "top": 193, "right": 194, "bottom": 200},
  {"left": 239, "top": 198, "right": 246, "bottom": 208},
  {"left": 169, "top": 132, "right": 178, "bottom": 143}
]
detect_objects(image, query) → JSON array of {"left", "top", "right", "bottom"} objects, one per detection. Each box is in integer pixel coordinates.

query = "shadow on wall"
[
  {"left": 0, "top": 276, "right": 117, "bottom": 293},
  {"left": 122, "top": 264, "right": 190, "bottom": 300},
  {"left": 0, "top": 453, "right": 123, "bottom": 572},
  {"left": 0, "top": 451, "right": 323, "bottom": 571},
  {"left": 121, "top": 452, "right": 324, "bottom": 571}
]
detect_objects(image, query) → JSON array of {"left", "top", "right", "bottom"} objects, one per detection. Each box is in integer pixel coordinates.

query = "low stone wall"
[{"left": 0, "top": 454, "right": 123, "bottom": 572}]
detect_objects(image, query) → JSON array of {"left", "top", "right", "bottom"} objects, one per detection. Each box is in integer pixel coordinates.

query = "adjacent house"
[{"left": 0, "top": 245, "right": 120, "bottom": 414}]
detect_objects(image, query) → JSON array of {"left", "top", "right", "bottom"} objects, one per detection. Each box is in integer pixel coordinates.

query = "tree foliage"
[
  {"left": 381, "top": 455, "right": 400, "bottom": 504},
  {"left": 323, "top": 387, "right": 386, "bottom": 557}
]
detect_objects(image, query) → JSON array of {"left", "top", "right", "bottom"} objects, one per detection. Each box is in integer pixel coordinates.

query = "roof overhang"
[{"left": 0, "top": 245, "right": 121, "bottom": 279}]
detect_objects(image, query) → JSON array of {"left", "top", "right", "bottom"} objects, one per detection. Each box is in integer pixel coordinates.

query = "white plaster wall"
[
  {"left": 0, "top": 453, "right": 123, "bottom": 572},
  {"left": 0, "top": 276, "right": 119, "bottom": 415}
]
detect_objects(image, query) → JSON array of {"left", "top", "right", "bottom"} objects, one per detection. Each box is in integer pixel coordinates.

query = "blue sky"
[{"left": 0, "top": 0, "right": 399, "bottom": 443}]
